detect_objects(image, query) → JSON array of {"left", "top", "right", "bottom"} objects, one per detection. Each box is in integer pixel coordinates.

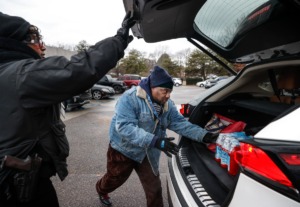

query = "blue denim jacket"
[{"left": 109, "top": 86, "right": 208, "bottom": 175}]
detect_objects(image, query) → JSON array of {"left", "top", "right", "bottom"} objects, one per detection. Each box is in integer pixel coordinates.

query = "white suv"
[
  {"left": 124, "top": 0, "right": 300, "bottom": 206},
  {"left": 172, "top": 77, "right": 182, "bottom": 87}
]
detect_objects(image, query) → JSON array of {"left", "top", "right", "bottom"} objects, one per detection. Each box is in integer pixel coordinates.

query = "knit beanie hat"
[
  {"left": 0, "top": 12, "right": 31, "bottom": 41},
  {"left": 150, "top": 66, "right": 173, "bottom": 89}
]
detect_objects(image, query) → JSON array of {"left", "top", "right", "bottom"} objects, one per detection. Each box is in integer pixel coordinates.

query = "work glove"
[
  {"left": 202, "top": 132, "right": 219, "bottom": 144},
  {"left": 115, "top": 11, "right": 136, "bottom": 49},
  {"left": 154, "top": 137, "right": 179, "bottom": 157}
]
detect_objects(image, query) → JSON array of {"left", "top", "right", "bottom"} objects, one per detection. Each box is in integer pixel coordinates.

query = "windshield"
[{"left": 194, "top": 0, "right": 270, "bottom": 47}]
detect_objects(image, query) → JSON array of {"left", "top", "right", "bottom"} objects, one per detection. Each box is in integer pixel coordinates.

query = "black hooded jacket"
[{"left": 0, "top": 35, "right": 125, "bottom": 183}]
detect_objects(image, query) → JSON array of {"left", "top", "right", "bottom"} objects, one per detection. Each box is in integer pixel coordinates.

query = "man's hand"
[
  {"left": 154, "top": 137, "right": 179, "bottom": 157},
  {"left": 202, "top": 132, "right": 219, "bottom": 143},
  {"left": 115, "top": 11, "right": 136, "bottom": 49}
]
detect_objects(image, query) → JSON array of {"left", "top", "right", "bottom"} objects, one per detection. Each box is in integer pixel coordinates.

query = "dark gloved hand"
[
  {"left": 202, "top": 132, "right": 219, "bottom": 143},
  {"left": 154, "top": 137, "right": 179, "bottom": 157},
  {"left": 115, "top": 11, "right": 136, "bottom": 49}
]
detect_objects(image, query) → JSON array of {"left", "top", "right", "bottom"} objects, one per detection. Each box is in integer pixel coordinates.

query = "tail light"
[
  {"left": 179, "top": 104, "right": 190, "bottom": 117},
  {"left": 280, "top": 153, "right": 300, "bottom": 165},
  {"left": 234, "top": 143, "right": 293, "bottom": 188}
]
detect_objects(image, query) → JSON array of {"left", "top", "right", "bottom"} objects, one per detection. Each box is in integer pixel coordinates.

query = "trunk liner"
[{"left": 185, "top": 141, "right": 236, "bottom": 205}]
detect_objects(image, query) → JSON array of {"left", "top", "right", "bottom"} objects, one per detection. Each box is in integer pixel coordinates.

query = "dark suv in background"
[{"left": 97, "top": 74, "right": 127, "bottom": 94}]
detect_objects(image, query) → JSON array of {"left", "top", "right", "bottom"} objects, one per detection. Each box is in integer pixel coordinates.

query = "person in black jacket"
[{"left": 0, "top": 11, "right": 135, "bottom": 207}]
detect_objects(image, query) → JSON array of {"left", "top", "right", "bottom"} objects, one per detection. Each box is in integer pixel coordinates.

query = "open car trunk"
[{"left": 177, "top": 96, "right": 299, "bottom": 206}]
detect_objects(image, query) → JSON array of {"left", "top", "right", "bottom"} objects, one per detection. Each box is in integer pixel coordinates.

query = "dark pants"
[
  {"left": 96, "top": 145, "right": 163, "bottom": 207},
  {"left": 0, "top": 177, "right": 59, "bottom": 207}
]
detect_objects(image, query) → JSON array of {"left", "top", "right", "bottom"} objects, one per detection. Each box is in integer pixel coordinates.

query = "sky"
[{"left": 0, "top": 0, "right": 197, "bottom": 57}]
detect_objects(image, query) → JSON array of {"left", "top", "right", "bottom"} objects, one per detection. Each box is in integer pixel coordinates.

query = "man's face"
[
  {"left": 27, "top": 40, "right": 46, "bottom": 58},
  {"left": 25, "top": 26, "right": 46, "bottom": 58},
  {"left": 151, "top": 87, "right": 172, "bottom": 105}
]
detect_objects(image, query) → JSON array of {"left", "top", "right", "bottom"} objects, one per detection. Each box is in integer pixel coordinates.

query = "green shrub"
[{"left": 186, "top": 77, "right": 203, "bottom": 85}]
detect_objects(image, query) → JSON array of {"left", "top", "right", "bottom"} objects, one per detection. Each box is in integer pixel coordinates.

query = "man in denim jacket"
[{"left": 96, "top": 66, "right": 217, "bottom": 207}]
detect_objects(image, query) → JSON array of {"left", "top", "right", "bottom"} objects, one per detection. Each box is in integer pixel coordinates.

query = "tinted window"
[
  {"left": 100, "top": 76, "right": 106, "bottom": 81},
  {"left": 130, "top": 76, "right": 140, "bottom": 80},
  {"left": 194, "top": 0, "right": 270, "bottom": 47}
]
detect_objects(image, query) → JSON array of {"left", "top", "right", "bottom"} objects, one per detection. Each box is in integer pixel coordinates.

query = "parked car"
[
  {"left": 196, "top": 80, "right": 206, "bottom": 87},
  {"left": 204, "top": 78, "right": 219, "bottom": 89},
  {"left": 91, "top": 84, "right": 115, "bottom": 100},
  {"left": 123, "top": 1, "right": 300, "bottom": 207},
  {"left": 117, "top": 74, "right": 141, "bottom": 88},
  {"left": 205, "top": 76, "right": 229, "bottom": 89},
  {"left": 97, "top": 74, "right": 127, "bottom": 94},
  {"left": 63, "top": 89, "right": 92, "bottom": 112},
  {"left": 172, "top": 77, "right": 183, "bottom": 87}
]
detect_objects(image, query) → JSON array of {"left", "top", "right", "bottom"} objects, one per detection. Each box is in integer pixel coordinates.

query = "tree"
[
  {"left": 173, "top": 48, "right": 191, "bottom": 79},
  {"left": 185, "top": 49, "right": 231, "bottom": 79},
  {"left": 119, "top": 49, "right": 148, "bottom": 75},
  {"left": 157, "top": 53, "right": 180, "bottom": 77},
  {"left": 75, "top": 40, "right": 90, "bottom": 53},
  {"left": 185, "top": 50, "right": 211, "bottom": 79},
  {"left": 149, "top": 45, "right": 169, "bottom": 62}
]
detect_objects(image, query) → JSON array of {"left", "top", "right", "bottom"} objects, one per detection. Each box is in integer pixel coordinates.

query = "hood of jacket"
[{"left": 0, "top": 37, "right": 40, "bottom": 63}]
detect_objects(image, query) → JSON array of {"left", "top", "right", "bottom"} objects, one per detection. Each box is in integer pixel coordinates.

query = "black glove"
[
  {"left": 115, "top": 11, "right": 136, "bottom": 49},
  {"left": 154, "top": 137, "right": 179, "bottom": 157},
  {"left": 202, "top": 132, "right": 219, "bottom": 143}
]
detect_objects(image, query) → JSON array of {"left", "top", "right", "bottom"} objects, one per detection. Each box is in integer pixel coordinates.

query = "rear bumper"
[
  {"left": 167, "top": 155, "right": 300, "bottom": 207},
  {"left": 167, "top": 157, "right": 199, "bottom": 207}
]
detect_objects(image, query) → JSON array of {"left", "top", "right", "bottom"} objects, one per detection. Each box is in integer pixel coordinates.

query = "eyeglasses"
[
  {"left": 23, "top": 38, "right": 45, "bottom": 48},
  {"left": 157, "top": 87, "right": 172, "bottom": 95},
  {"left": 23, "top": 26, "right": 45, "bottom": 48}
]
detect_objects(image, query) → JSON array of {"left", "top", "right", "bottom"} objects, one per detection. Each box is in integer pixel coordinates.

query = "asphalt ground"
[{"left": 52, "top": 85, "right": 205, "bottom": 207}]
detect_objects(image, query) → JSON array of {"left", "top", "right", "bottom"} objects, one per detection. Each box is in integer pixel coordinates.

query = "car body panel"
[
  {"left": 255, "top": 107, "right": 300, "bottom": 142},
  {"left": 91, "top": 84, "right": 115, "bottom": 99},
  {"left": 229, "top": 173, "right": 300, "bottom": 207}
]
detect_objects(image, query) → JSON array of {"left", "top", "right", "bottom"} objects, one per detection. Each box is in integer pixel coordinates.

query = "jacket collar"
[
  {"left": 0, "top": 37, "right": 40, "bottom": 63},
  {"left": 136, "top": 86, "right": 169, "bottom": 112}
]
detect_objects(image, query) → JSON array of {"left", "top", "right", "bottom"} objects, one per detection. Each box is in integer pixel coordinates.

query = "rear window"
[
  {"left": 130, "top": 76, "right": 141, "bottom": 80},
  {"left": 194, "top": 0, "right": 271, "bottom": 47},
  {"left": 118, "top": 76, "right": 140, "bottom": 80}
]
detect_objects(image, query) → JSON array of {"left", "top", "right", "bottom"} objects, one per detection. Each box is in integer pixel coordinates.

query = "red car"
[{"left": 117, "top": 74, "right": 141, "bottom": 88}]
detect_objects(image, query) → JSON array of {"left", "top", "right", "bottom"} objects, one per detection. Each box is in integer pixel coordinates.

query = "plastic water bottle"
[
  {"left": 221, "top": 136, "right": 230, "bottom": 168},
  {"left": 227, "top": 138, "right": 240, "bottom": 175},
  {"left": 215, "top": 134, "right": 226, "bottom": 163}
]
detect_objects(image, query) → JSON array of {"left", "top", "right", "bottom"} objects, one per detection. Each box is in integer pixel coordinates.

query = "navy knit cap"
[
  {"left": 0, "top": 12, "right": 31, "bottom": 41},
  {"left": 150, "top": 66, "right": 173, "bottom": 89}
]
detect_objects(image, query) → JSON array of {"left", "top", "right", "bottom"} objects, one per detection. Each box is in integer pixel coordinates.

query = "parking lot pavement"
[{"left": 53, "top": 85, "right": 204, "bottom": 207}]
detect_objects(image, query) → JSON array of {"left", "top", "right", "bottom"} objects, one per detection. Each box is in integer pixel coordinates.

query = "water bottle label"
[{"left": 215, "top": 146, "right": 221, "bottom": 163}]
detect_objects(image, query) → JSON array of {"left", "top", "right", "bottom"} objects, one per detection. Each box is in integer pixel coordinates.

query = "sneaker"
[{"left": 99, "top": 194, "right": 112, "bottom": 206}]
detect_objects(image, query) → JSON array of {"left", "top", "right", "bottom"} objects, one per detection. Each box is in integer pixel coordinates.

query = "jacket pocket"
[
  {"left": 138, "top": 113, "right": 154, "bottom": 131},
  {"left": 50, "top": 120, "right": 69, "bottom": 159}
]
